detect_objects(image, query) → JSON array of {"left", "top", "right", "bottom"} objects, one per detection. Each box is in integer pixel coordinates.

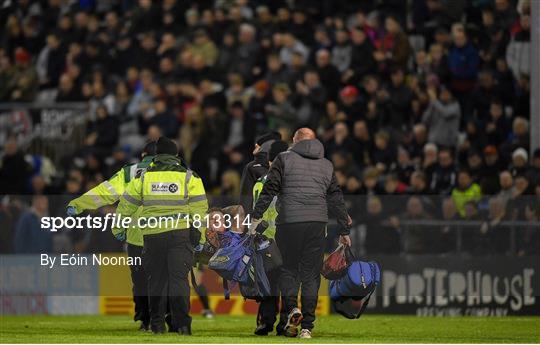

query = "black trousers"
[
  {"left": 275, "top": 222, "right": 326, "bottom": 331},
  {"left": 143, "top": 230, "right": 193, "bottom": 332},
  {"left": 127, "top": 244, "right": 150, "bottom": 325},
  {"left": 256, "top": 269, "right": 285, "bottom": 331}
]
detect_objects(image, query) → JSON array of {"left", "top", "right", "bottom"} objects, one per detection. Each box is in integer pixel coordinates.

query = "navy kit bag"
[
  {"left": 329, "top": 260, "right": 381, "bottom": 319},
  {"left": 208, "top": 233, "right": 271, "bottom": 300},
  {"left": 208, "top": 234, "right": 251, "bottom": 281},
  {"left": 238, "top": 245, "right": 271, "bottom": 301}
]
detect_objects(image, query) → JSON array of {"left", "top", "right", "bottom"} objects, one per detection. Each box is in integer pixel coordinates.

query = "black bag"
[
  {"left": 194, "top": 242, "right": 216, "bottom": 265},
  {"left": 260, "top": 238, "right": 282, "bottom": 272}
]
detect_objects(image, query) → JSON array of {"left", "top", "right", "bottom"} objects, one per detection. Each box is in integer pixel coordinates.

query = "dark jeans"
[
  {"left": 127, "top": 244, "right": 150, "bottom": 325},
  {"left": 275, "top": 222, "right": 326, "bottom": 331},
  {"left": 143, "top": 230, "right": 193, "bottom": 332}
]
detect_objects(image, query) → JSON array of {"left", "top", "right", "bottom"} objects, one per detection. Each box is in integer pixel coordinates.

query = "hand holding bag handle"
[{"left": 322, "top": 243, "right": 352, "bottom": 280}]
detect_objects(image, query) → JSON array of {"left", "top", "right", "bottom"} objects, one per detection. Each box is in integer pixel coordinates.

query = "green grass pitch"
[{"left": 1, "top": 315, "right": 539, "bottom": 343}]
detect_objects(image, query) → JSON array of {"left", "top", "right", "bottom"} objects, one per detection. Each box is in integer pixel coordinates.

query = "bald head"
[{"left": 293, "top": 127, "right": 316, "bottom": 143}]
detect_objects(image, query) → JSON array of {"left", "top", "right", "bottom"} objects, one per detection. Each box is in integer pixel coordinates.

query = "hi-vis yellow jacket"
[
  {"left": 67, "top": 155, "right": 154, "bottom": 246},
  {"left": 253, "top": 174, "right": 277, "bottom": 239},
  {"left": 115, "top": 154, "right": 208, "bottom": 241}
]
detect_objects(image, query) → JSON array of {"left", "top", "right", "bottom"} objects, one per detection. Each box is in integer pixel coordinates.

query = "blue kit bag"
[
  {"left": 329, "top": 260, "right": 381, "bottom": 319},
  {"left": 208, "top": 232, "right": 271, "bottom": 300},
  {"left": 238, "top": 244, "right": 271, "bottom": 301},
  {"left": 208, "top": 234, "right": 251, "bottom": 298}
]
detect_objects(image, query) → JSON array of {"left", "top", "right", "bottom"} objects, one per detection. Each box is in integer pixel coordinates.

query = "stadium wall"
[
  {"left": 1, "top": 254, "right": 538, "bottom": 316},
  {"left": 369, "top": 255, "right": 539, "bottom": 316}
]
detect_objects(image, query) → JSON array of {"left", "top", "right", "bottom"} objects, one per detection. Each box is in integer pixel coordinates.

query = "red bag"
[{"left": 321, "top": 244, "right": 354, "bottom": 280}]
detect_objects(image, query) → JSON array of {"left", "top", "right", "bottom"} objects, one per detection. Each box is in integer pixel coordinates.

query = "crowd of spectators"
[{"left": 0, "top": 0, "right": 538, "bottom": 256}]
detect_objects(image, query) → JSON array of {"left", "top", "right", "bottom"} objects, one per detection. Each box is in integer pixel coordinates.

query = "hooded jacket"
[
  {"left": 252, "top": 139, "right": 350, "bottom": 234},
  {"left": 422, "top": 99, "right": 461, "bottom": 147},
  {"left": 239, "top": 140, "right": 274, "bottom": 212}
]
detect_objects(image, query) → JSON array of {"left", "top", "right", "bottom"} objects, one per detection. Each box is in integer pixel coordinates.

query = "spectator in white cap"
[{"left": 511, "top": 147, "right": 529, "bottom": 176}]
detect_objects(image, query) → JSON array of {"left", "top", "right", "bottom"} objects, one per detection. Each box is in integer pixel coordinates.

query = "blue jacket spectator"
[
  {"left": 14, "top": 196, "right": 53, "bottom": 254},
  {"left": 448, "top": 27, "right": 480, "bottom": 93}
]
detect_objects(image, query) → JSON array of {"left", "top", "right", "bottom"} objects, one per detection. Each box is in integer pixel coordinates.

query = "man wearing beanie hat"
[
  {"left": 240, "top": 131, "right": 281, "bottom": 213},
  {"left": 155, "top": 136, "right": 179, "bottom": 155},
  {"left": 251, "top": 140, "right": 289, "bottom": 336},
  {"left": 67, "top": 140, "right": 157, "bottom": 330},
  {"left": 115, "top": 136, "right": 208, "bottom": 335}
]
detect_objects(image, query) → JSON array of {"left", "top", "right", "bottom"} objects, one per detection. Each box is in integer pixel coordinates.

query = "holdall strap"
[
  {"left": 245, "top": 234, "right": 261, "bottom": 298},
  {"left": 345, "top": 245, "right": 356, "bottom": 263},
  {"left": 253, "top": 255, "right": 262, "bottom": 298},
  {"left": 190, "top": 268, "right": 198, "bottom": 290},
  {"left": 354, "top": 286, "right": 376, "bottom": 319},
  {"left": 253, "top": 250, "right": 271, "bottom": 297},
  {"left": 251, "top": 237, "right": 260, "bottom": 295},
  {"left": 223, "top": 279, "right": 230, "bottom": 300},
  {"left": 253, "top": 238, "right": 272, "bottom": 297},
  {"left": 333, "top": 285, "right": 377, "bottom": 319}
]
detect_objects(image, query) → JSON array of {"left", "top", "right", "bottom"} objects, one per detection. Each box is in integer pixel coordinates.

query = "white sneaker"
[
  {"left": 284, "top": 308, "right": 303, "bottom": 337},
  {"left": 202, "top": 309, "right": 214, "bottom": 319},
  {"left": 299, "top": 329, "right": 312, "bottom": 339}
]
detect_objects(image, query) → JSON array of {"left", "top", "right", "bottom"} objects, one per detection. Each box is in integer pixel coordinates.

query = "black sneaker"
[
  {"left": 276, "top": 319, "right": 286, "bottom": 336},
  {"left": 254, "top": 324, "right": 273, "bottom": 336},
  {"left": 151, "top": 325, "right": 166, "bottom": 334},
  {"left": 179, "top": 325, "right": 192, "bottom": 336},
  {"left": 138, "top": 321, "right": 150, "bottom": 332},
  {"left": 284, "top": 308, "right": 303, "bottom": 337},
  {"left": 165, "top": 314, "right": 178, "bottom": 333}
]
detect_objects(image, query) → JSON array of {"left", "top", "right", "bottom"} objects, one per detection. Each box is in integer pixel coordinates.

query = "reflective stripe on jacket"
[
  {"left": 115, "top": 154, "right": 208, "bottom": 241},
  {"left": 253, "top": 175, "right": 276, "bottom": 239},
  {"left": 67, "top": 155, "right": 154, "bottom": 246}
]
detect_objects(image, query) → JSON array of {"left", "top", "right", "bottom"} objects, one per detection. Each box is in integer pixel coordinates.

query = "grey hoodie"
[
  {"left": 289, "top": 138, "right": 325, "bottom": 159},
  {"left": 252, "top": 139, "right": 350, "bottom": 233}
]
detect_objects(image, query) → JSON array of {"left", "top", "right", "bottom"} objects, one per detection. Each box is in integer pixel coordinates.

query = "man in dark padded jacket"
[
  {"left": 239, "top": 131, "right": 281, "bottom": 212},
  {"left": 250, "top": 128, "right": 351, "bottom": 339}
]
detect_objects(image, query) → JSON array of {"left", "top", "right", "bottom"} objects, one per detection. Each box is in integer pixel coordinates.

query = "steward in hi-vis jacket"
[
  {"left": 66, "top": 141, "right": 156, "bottom": 330},
  {"left": 115, "top": 136, "right": 208, "bottom": 335}
]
